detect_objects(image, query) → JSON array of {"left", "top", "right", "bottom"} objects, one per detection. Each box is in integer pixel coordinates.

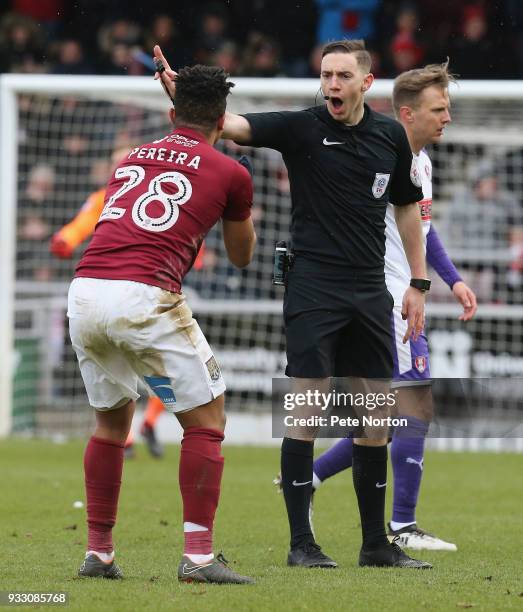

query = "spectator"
[
  {"left": 17, "top": 164, "right": 56, "bottom": 280},
  {"left": 51, "top": 39, "right": 94, "bottom": 74},
  {"left": 18, "top": 164, "right": 56, "bottom": 238},
  {"left": 144, "top": 14, "right": 192, "bottom": 70},
  {"left": 12, "top": 0, "right": 63, "bottom": 22},
  {"left": 233, "top": 0, "right": 317, "bottom": 77},
  {"left": 449, "top": 4, "right": 497, "bottom": 79},
  {"left": 241, "top": 32, "right": 281, "bottom": 77},
  {"left": 416, "top": 0, "right": 461, "bottom": 63},
  {"left": 387, "top": 4, "right": 425, "bottom": 75},
  {"left": 440, "top": 158, "right": 523, "bottom": 302},
  {"left": 193, "top": 3, "right": 229, "bottom": 65},
  {"left": 12, "top": 0, "right": 64, "bottom": 38},
  {"left": 51, "top": 99, "right": 93, "bottom": 193},
  {"left": 503, "top": 0, "right": 523, "bottom": 76},
  {"left": 209, "top": 40, "right": 240, "bottom": 75},
  {"left": 316, "top": 0, "right": 381, "bottom": 44},
  {"left": 97, "top": 19, "right": 144, "bottom": 74},
  {"left": 0, "top": 11, "right": 47, "bottom": 72},
  {"left": 104, "top": 43, "right": 133, "bottom": 75},
  {"left": 443, "top": 159, "right": 523, "bottom": 251}
]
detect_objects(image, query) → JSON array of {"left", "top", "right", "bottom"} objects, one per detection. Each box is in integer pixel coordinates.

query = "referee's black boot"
[
  {"left": 359, "top": 537, "right": 432, "bottom": 569},
  {"left": 287, "top": 542, "right": 338, "bottom": 568}
]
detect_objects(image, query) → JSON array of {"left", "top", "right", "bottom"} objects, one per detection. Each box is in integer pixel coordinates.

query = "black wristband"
[{"left": 410, "top": 278, "right": 431, "bottom": 292}]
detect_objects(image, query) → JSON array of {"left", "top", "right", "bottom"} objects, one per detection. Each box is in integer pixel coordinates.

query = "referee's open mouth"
[{"left": 328, "top": 96, "right": 344, "bottom": 115}]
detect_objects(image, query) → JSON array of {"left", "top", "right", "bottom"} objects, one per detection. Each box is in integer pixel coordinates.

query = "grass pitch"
[{"left": 1, "top": 439, "right": 522, "bottom": 611}]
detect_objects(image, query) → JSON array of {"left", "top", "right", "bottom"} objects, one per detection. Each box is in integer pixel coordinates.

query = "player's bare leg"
[
  {"left": 174, "top": 394, "right": 254, "bottom": 584},
  {"left": 79, "top": 399, "right": 135, "bottom": 579}
]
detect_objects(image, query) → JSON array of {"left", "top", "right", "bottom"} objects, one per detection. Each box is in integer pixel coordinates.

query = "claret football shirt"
[{"left": 76, "top": 127, "right": 253, "bottom": 293}]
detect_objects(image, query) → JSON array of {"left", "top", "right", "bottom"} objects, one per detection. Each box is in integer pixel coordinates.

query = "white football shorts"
[{"left": 67, "top": 277, "right": 225, "bottom": 412}]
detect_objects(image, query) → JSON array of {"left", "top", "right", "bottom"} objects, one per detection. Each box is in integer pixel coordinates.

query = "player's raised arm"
[{"left": 153, "top": 45, "right": 252, "bottom": 143}]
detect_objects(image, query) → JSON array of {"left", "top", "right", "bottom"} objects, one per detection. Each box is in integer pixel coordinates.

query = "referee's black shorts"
[{"left": 284, "top": 257, "right": 394, "bottom": 378}]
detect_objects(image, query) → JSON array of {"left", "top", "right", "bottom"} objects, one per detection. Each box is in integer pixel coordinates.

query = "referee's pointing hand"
[{"left": 401, "top": 286, "right": 426, "bottom": 343}]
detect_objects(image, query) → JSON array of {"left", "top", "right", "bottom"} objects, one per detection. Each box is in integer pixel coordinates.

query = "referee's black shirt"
[{"left": 242, "top": 104, "right": 423, "bottom": 272}]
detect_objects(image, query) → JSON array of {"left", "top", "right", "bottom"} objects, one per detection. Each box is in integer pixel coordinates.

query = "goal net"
[{"left": 2, "top": 75, "right": 523, "bottom": 444}]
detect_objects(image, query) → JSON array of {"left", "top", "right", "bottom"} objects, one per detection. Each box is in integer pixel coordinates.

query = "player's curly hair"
[
  {"left": 392, "top": 60, "right": 457, "bottom": 115},
  {"left": 175, "top": 64, "right": 234, "bottom": 131}
]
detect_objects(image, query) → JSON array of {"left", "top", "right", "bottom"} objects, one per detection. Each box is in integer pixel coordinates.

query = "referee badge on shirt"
[{"left": 372, "top": 173, "right": 390, "bottom": 199}]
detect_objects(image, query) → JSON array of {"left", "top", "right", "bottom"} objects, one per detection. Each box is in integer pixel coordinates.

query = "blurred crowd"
[{"left": 1, "top": 0, "right": 523, "bottom": 79}]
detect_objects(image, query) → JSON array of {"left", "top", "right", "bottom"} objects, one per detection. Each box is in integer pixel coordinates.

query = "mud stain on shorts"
[{"left": 155, "top": 291, "right": 200, "bottom": 348}]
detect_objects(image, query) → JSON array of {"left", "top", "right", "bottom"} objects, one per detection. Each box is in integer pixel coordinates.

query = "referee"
[{"left": 154, "top": 40, "right": 429, "bottom": 569}]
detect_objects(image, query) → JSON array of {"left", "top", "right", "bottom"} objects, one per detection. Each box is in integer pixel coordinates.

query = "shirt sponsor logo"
[
  {"left": 410, "top": 159, "right": 422, "bottom": 187},
  {"left": 372, "top": 173, "right": 390, "bottom": 199},
  {"left": 418, "top": 198, "right": 432, "bottom": 221},
  {"left": 168, "top": 135, "right": 199, "bottom": 147},
  {"left": 206, "top": 356, "right": 222, "bottom": 382}
]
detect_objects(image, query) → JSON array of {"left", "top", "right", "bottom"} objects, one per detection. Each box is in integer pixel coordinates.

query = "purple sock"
[
  {"left": 391, "top": 416, "right": 429, "bottom": 524},
  {"left": 313, "top": 437, "right": 353, "bottom": 483}
]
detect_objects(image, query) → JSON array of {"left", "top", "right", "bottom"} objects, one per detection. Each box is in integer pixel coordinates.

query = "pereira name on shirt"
[{"left": 127, "top": 145, "right": 201, "bottom": 169}]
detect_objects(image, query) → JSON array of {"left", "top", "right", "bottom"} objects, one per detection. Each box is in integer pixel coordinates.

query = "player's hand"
[
  {"left": 153, "top": 45, "right": 177, "bottom": 103},
  {"left": 452, "top": 280, "right": 477, "bottom": 321},
  {"left": 49, "top": 233, "right": 74, "bottom": 259},
  {"left": 401, "top": 286, "right": 425, "bottom": 343}
]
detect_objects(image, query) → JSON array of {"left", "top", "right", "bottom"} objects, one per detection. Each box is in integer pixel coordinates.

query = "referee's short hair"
[
  {"left": 175, "top": 64, "right": 235, "bottom": 131},
  {"left": 392, "top": 60, "right": 456, "bottom": 115},
  {"left": 321, "top": 39, "right": 372, "bottom": 73}
]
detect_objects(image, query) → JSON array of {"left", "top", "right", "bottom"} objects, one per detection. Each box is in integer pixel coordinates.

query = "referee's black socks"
[
  {"left": 281, "top": 437, "right": 315, "bottom": 549},
  {"left": 352, "top": 442, "right": 389, "bottom": 549}
]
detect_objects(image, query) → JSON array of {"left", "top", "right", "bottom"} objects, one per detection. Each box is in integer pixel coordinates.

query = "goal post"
[
  {"left": 0, "top": 75, "right": 19, "bottom": 437},
  {"left": 2, "top": 74, "right": 523, "bottom": 441}
]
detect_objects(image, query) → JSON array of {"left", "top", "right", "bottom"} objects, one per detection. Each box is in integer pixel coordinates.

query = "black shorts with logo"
[{"left": 284, "top": 257, "right": 394, "bottom": 378}]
